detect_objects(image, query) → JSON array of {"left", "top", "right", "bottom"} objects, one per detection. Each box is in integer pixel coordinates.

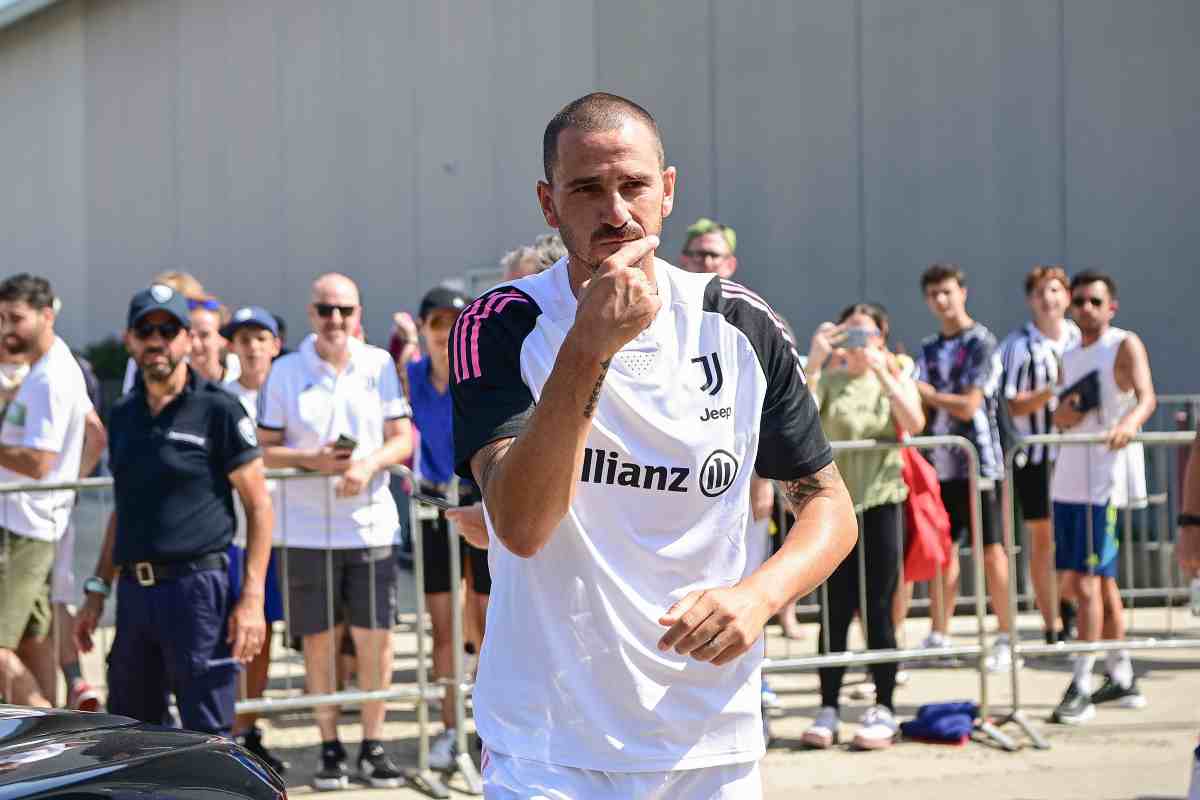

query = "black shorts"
[
  {"left": 281, "top": 546, "right": 398, "bottom": 636},
  {"left": 939, "top": 479, "right": 1002, "bottom": 548},
  {"left": 1012, "top": 460, "right": 1051, "bottom": 521},
  {"left": 419, "top": 486, "right": 491, "bottom": 596}
]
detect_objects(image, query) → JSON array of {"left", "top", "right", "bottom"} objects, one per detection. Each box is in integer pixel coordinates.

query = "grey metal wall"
[{"left": 1, "top": 0, "right": 1197, "bottom": 389}]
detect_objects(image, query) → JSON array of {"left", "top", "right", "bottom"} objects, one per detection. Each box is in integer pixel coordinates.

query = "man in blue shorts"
[{"left": 1049, "top": 271, "right": 1156, "bottom": 724}]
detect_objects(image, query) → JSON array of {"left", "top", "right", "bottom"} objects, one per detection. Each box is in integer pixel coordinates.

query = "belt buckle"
[{"left": 134, "top": 562, "right": 156, "bottom": 587}]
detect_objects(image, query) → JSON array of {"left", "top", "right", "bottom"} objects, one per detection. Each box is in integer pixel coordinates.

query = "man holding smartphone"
[
  {"left": 1048, "top": 270, "right": 1156, "bottom": 725},
  {"left": 257, "top": 273, "right": 414, "bottom": 790}
]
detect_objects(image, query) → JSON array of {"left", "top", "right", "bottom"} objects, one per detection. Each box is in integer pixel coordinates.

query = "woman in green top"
[{"left": 800, "top": 303, "right": 925, "bottom": 751}]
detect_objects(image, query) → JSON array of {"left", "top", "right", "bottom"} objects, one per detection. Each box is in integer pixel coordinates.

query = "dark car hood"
[{"left": 0, "top": 706, "right": 285, "bottom": 799}]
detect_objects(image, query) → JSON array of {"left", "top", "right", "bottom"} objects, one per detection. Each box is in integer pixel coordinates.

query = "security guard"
[{"left": 75, "top": 284, "right": 274, "bottom": 736}]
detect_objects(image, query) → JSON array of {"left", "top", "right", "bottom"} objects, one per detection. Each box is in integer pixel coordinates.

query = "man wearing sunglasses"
[
  {"left": 1048, "top": 269, "right": 1157, "bottom": 724},
  {"left": 75, "top": 284, "right": 273, "bottom": 740},
  {"left": 257, "top": 273, "right": 413, "bottom": 790}
]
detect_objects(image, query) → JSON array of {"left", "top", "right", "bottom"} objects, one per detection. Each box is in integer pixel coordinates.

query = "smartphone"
[
  {"left": 842, "top": 327, "right": 872, "bottom": 350},
  {"left": 333, "top": 434, "right": 358, "bottom": 451}
]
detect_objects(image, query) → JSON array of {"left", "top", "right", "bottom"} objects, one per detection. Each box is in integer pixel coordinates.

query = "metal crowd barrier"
[
  {"left": 0, "top": 464, "right": 479, "bottom": 799},
  {"left": 8, "top": 428, "right": 1195, "bottom": 774},
  {"left": 995, "top": 429, "right": 1200, "bottom": 749},
  {"left": 761, "top": 434, "right": 1021, "bottom": 751}
]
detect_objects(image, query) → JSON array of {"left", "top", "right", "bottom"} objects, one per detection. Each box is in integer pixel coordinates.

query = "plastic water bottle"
[{"left": 1191, "top": 576, "right": 1200, "bottom": 617}]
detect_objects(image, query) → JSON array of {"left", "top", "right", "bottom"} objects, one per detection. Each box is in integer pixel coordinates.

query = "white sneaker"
[
  {"left": 852, "top": 705, "right": 898, "bottom": 750},
  {"left": 986, "top": 637, "right": 1022, "bottom": 673},
  {"left": 921, "top": 632, "right": 948, "bottom": 650},
  {"left": 761, "top": 684, "right": 782, "bottom": 710},
  {"left": 801, "top": 706, "right": 840, "bottom": 749},
  {"left": 429, "top": 728, "right": 457, "bottom": 771},
  {"left": 895, "top": 670, "right": 911, "bottom": 686}
]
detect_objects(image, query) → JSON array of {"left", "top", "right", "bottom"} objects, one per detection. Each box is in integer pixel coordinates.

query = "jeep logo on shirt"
[{"left": 699, "top": 449, "right": 739, "bottom": 497}]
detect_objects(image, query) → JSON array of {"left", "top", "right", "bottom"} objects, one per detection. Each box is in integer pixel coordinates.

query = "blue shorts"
[
  {"left": 1052, "top": 502, "right": 1119, "bottom": 577},
  {"left": 226, "top": 544, "right": 285, "bottom": 623}
]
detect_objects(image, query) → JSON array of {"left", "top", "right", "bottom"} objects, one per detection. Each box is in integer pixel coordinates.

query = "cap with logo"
[
  {"left": 419, "top": 286, "right": 470, "bottom": 319},
  {"left": 128, "top": 284, "right": 191, "bottom": 329},
  {"left": 220, "top": 305, "right": 280, "bottom": 340}
]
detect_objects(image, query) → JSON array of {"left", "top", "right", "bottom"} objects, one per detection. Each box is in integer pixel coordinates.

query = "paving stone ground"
[{"left": 67, "top": 495, "right": 1200, "bottom": 798}]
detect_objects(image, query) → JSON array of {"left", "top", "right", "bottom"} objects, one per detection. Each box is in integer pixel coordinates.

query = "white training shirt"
[
  {"left": 0, "top": 337, "right": 93, "bottom": 542},
  {"left": 1050, "top": 326, "right": 1147, "bottom": 507},
  {"left": 258, "top": 334, "right": 411, "bottom": 549},
  {"left": 450, "top": 259, "right": 832, "bottom": 772}
]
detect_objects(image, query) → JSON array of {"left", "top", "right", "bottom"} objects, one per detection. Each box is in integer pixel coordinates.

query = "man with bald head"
[
  {"left": 451, "top": 92, "right": 855, "bottom": 797},
  {"left": 258, "top": 273, "right": 413, "bottom": 790}
]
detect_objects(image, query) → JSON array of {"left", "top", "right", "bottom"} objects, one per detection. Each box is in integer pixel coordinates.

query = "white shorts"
[
  {"left": 481, "top": 748, "right": 762, "bottom": 800},
  {"left": 50, "top": 521, "right": 77, "bottom": 606}
]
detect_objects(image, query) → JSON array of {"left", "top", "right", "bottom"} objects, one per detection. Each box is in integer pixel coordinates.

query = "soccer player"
[{"left": 450, "top": 92, "right": 857, "bottom": 798}]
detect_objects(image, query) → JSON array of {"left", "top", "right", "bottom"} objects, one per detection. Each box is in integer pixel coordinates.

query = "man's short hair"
[
  {"left": 0, "top": 273, "right": 56, "bottom": 310},
  {"left": 532, "top": 233, "right": 567, "bottom": 268},
  {"left": 543, "top": 92, "right": 665, "bottom": 183},
  {"left": 683, "top": 218, "right": 737, "bottom": 254},
  {"left": 1024, "top": 264, "right": 1069, "bottom": 296},
  {"left": 1070, "top": 269, "right": 1118, "bottom": 299},
  {"left": 920, "top": 262, "right": 966, "bottom": 291}
]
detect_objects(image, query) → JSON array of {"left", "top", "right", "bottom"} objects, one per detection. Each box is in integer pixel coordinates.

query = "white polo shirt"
[
  {"left": 0, "top": 337, "right": 93, "bottom": 542},
  {"left": 451, "top": 259, "right": 831, "bottom": 772},
  {"left": 258, "top": 334, "right": 411, "bottom": 549}
]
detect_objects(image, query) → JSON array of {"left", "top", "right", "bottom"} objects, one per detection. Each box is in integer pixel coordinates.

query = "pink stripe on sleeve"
[{"left": 468, "top": 293, "right": 528, "bottom": 379}]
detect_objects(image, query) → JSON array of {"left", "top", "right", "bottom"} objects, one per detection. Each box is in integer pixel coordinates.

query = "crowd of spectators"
[{"left": 0, "top": 221, "right": 1171, "bottom": 781}]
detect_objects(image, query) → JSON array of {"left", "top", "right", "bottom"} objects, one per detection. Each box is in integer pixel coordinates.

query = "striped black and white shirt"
[{"left": 998, "top": 320, "right": 1081, "bottom": 465}]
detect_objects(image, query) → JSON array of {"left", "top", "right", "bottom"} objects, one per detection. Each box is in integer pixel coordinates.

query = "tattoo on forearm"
[
  {"left": 583, "top": 359, "right": 611, "bottom": 419},
  {"left": 782, "top": 462, "right": 844, "bottom": 517}
]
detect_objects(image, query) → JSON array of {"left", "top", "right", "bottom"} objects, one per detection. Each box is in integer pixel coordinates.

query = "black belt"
[{"left": 119, "top": 552, "right": 228, "bottom": 587}]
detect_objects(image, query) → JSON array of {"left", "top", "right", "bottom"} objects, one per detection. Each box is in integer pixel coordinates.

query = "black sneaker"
[
  {"left": 313, "top": 741, "right": 351, "bottom": 791},
  {"left": 1090, "top": 674, "right": 1147, "bottom": 709},
  {"left": 237, "top": 726, "right": 288, "bottom": 775},
  {"left": 1045, "top": 630, "right": 1058, "bottom": 645},
  {"left": 1050, "top": 681, "right": 1095, "bottom": 725},
  {"left": 357, "top": 740, "right": 404, "bottom": 788}
]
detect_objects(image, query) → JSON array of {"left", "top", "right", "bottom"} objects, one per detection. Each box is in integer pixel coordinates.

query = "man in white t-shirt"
[
  {"left": 258, "top": 273, "right": 413, "bottom": 790},
  {"left": 0, "top": 274, "right": 105, "bottom": 707},
  {"left": 450, "top": 93, "right": 857, "bottom": 798}
]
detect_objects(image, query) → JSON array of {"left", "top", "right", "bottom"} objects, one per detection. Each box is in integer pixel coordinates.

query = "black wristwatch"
[
  {"left": 83, "top": 576, "right": 111, "bottom": 598},
  {"left": 1178, "top": 513, "right": 1200, "bottom": 527}
]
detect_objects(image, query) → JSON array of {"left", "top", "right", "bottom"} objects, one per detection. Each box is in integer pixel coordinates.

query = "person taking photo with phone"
[{"left": 801, "top": 303, "right": 924, "bottom": 750}]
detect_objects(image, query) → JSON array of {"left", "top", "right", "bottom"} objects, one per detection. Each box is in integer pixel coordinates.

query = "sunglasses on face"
[
  {"left": 187, "top": 298, "right": 221, "bottom": 311},
  {"left": 313, "top": 303, "right": 357, "bottom": 318},
  {"left": 1071, "top": 296, "right": 1104, "bottom": 308},
  {"left": 133, "top": 321, "right": 185, "bottom": 340}
]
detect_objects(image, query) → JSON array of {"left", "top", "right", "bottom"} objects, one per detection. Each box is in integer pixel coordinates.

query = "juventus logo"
[
  {"left": 699, "top": 449, "right": 739, "bottom": 497},
  {"left": 691, "top": 352, "right": 724, "bottom": 396}
]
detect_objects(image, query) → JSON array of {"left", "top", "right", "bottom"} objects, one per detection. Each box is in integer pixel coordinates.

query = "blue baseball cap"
[
  {"left": 128, "top": 284, "right": 191, "bottom": 329},
  {"left": 221, "top": 305, "right": 280, "bottom": 339}
]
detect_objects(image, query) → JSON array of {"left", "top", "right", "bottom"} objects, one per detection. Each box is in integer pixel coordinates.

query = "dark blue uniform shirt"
[{"left": 108, "top": 368, "right": 261, "bottom": 564}]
